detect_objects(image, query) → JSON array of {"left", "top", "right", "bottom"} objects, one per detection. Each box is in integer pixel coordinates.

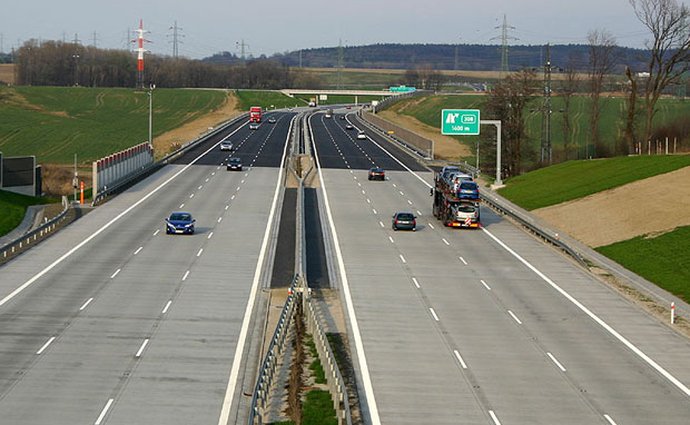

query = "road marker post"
[{"left": 671, "top": 302, "right": 676, "bottom": 324}]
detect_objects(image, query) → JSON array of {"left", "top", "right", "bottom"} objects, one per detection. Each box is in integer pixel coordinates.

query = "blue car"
[
  {"left": 165, "top": 211, "right": 196, "bottom": 234},
  {"left": 457, "top": 181, "right": 479, "bottom": 201}
]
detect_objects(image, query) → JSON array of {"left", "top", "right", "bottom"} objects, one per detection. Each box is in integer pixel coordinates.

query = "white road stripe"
[
  {"left": 417, "top": 210, "right": 422, "bottom": 216},
  {"left": 372, "top": 209, "right": 378, "bottom": 215},
  {"left": 428, "top": 223, "right": 435, "bottom": 229},
  {"left": 429, "top": 308, "right": 440, "bottom": 321},
  {"left": 217, "top": 217, "right": 222, "bottom": 223},
  {"left": 379, "top": 221, "right": 384, "bottom": 228},
  {"left": 361, "top": 190, "right": 366, "bottom": 194},
  {"left": 36, "top": 337, "right": 56, "bottom": 355},
  {"left": 179, "top": 203, "right": 185, "bottom": 208},
  {"left": 79, "top": 297, "right": 94, "bottom": 311},
  {"left": 208, "top": 232, "right": 214, "bottom": 239},
  {"left": 153, "top": 229, "right": 160, "bottom": 236},
  {"left": 134, "top": 246, "right": 143, "bottom": 255},
  {"left": 489, "top": 410, "right": 502, "bottom": 425},
  {"left": 508, "top": 310, "right": 523, "bottom": 325},
  {"left": 459, "top": 256, "right": 468, "bottom": 265},
  {"left": 94, "top": 398, "right": 114, "bottom": 425},
  {"left": 189, "top": 193, "right": 194, "bottom": 198},
  {"left": 604, "top": 414, "right": 618, "bottom": 425},
  {"left": 453, "top": 349, "right": 468, "bottom": 369},
  {"left": 182, "top": 270, "right": 190, "bottom": 281},
  {"left": 366, "top": 198, "right": 371, "bottom": 204},
  {"left": 307, "top": 115, "right": 381, "bottom": 425},
  {"left": 412, "top": 277, "right": 420, "bottom": 288},
  {"left": 162, "top": 300, "right": 172, "bottom": 314},
  {"left": 205, "top": 178, "right": 209, "bottom": 182},
  {"left": 135, "top": 339, "right": 150, "bottom": 357},
  {"left": 110, "top": 269, "right": 121, "bottom": 279},
  {"left": 399, "top": 254, "right": 407, "bottom": 264},
  {"left": 481, "top": 280, "right": 491, "bottom": 290},
  {"left": 399, "top": 191, "right": 404, "bottom": 196},
  {"left": 236, "top": 186, "right": 241, "bottom": 191},
  {"left": 217, "top": 114, "right": 294, "bottom": 425},
  {"left": 231, "top": 195, "right": 235, "bottom": 200},
  {"left": 225, "top": 205, "right": 229, "bottom": 210},
  {"left": 407, "top": 199, "right": 413, "bottom": 205},
  {"left": 198, "top": 185, "right": 203, "bottom": 190},
  {"left": 392, "top": 183, "right": 397, "bottom": 187},
  {"left": 482, "top": 227, "right": 690, "bottom": 397},
  {"left": 547, "top": 352, "right": 567, "bottom": 372},
  {"left": 388, "top": 236, "right": 394, "bottom": 243},
  {"left": 197, "top": 248, "right": 203, "bottom": 257},
  {"left": 442, "top": 238, "right": 450, "bottom": 246}
]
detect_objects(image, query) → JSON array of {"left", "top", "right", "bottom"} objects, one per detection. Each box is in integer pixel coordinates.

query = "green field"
[
  {"left": 386, "top": 94, "right": 690, "bottom": 167},
  {"left": 234, "top": 89, "right": 305, "bottom": 110},
  {"left": 496, "top": 155, "right": 690, "bottom": 210},
  {"left": 0, "top": 190, "right": 57, "bottom": 237},
  {"left": 0, "top": 86, "right": 227, "bottom": 164},
  {"left": 597, "top": 226, "right": 690, "bottom": 303}
]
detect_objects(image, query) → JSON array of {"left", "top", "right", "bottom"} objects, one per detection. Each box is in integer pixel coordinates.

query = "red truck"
[{"left": 249, "top": 106, "right": 262, "bottom": 123}]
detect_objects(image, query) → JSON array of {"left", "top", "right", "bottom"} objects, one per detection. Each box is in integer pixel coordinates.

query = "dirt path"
[
  {"left": 534, "top": 165, "right": 690, "bottom": 247},
  {"left": 153, "top": 90, "right": 242, "bottom": 158}
]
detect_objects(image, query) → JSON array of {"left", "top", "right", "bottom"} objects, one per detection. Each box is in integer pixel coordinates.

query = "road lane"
[{"left": 310, "top": 113, "right": 690, "bottom": 424}]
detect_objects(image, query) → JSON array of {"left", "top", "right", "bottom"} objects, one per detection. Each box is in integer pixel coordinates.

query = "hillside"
[{"left": 534, "top": 165, "right": 690, "bottom": 247}]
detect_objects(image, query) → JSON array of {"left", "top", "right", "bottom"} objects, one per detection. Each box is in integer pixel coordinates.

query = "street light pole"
[{"left": 148, "top": 83, "right": 155, "bottom": 144}]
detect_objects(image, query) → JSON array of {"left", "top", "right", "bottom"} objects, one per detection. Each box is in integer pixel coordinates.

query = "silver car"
[{"left": 219, "top": 140, "right": 233, "bottom": 151}]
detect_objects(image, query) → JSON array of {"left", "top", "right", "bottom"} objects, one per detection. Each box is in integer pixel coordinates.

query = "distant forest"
[{"left": 204, "top": 43, "right": 651, "bottom": 73}]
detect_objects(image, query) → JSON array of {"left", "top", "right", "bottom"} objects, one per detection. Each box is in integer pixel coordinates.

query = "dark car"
[
  {"left": 227, "top": 157, "right": 242, "bottom": 171},
  {"left": 457, "top": 181, "right": 480, "bottom": 201},
  {"left": 392, "top": 212, "right": 416, "bottom": 231},
  {"left": 368, "top": 167, "right": 385, "bottom": 181},
  {"left": 268, "top": 117, "right": 277, "bottom": 123},
  {"left": 165, "top": 211, "right": 196, "bottom": 234}
]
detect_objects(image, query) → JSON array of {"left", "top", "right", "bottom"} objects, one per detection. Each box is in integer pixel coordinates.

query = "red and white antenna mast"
[{"left": 132, "top": 19, "right": 150, "bottom": 89}]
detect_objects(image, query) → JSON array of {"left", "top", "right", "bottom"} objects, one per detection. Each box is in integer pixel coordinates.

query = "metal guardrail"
[
  {"left": 248, "top": 110, "right": 352, "bottom": 425},
  {"left": 249, "top": 276, "right": 300, "bottom": 424},
  {"left": 0, "top": 197, "right": 73, "bottom": 264},
  {"left": 92, "top": 113, "right": 248, "bottom": 206},
  {"left": 359, "top": 111, "right": 434, "bottom": 159}
]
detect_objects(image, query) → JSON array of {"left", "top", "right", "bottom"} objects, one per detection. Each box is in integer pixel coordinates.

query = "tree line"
[
  {"left": 13, "top": 40, "right": 319, "bottom": 89},
  {"left": 476, "top": 0, "right": 690, "bottom": 178}
]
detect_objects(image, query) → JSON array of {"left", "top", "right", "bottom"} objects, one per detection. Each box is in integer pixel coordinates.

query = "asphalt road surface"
[
  {"left": 310, "top": 111, "right": 690, "bottom": 425},
  {"left": 0, "top": 112, "right": 294, "bottom": 424}
]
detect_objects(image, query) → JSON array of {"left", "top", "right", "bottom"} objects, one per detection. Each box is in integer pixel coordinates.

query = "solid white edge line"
[
  {"left": 489, "top": 410, "right": 502, "bottom": 425},
  {"left": 547, "top": 352, "right": 567, "bottom": 372},
  {"left": 94, "top": 398, "right": 114, "bottom": 425},
  {"left": 453, "top": 349, "right": 468, "bottom": 369},
  {"left": 162, "top": 300, "right": 172, "bottom": 314},
  {"left": 79, "top": 297, "right": 94, "bottom": 311},
  {"left": 135, "top": 338, "right": 150, "bottom": 358},
  {"left": 604, "top": 414, "right": 618, "bottom": 425},
  {"left": 0, "top": 122, "right": 247, "bottom": 309},
  {"left": 412, "top": 277, "right": 420, "bottom": 288},
  {"left": 110, "top": 269, "right": 121, "bottom": 279},
  {"left": 308, "top": 114, "right": 382, "bottom": 425},
  {"left": 481, "top": 280, "right": 491, "bottom": 291},
  {"left": 481, "top": 226, "right": 690, "bottom": 397},
  {"left": 508, "top": 310, "right": 523, "bottom": 325},
  {"left": 216, "top": 113, "right": 294, "bottom": 425},
  {"left": 36, "top": 336, "right": 56, "bottom": 355},
  {"left": 429, "top": 308, "right": 440, "bottom": 322}
]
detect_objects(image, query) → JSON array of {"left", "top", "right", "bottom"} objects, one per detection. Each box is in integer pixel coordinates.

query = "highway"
[
  {"left": 309, "top": 111, "right": 690, "bottom": 425},
  {"left": 0, "top": 112, "right": 295, "bottom": 424}
]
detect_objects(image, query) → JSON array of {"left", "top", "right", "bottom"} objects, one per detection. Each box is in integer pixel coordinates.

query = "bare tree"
[
  {"left": 623, "top": 66, "right": 639, "bottom": 154},
  {"left": 630, "top": 0, "right": 690, "bottom": 143},
  {"left": 484, "top": 69, "right": 539, "bottom": 176},
  {"left": 587, "top": 29, "right": 617, "bottom": 158},
  {"left": 560, "top": 56, "right": 581, "bottom": 160}
]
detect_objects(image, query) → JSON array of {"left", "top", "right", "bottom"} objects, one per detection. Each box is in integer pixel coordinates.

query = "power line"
[
  {"left": 491, "top": 14, "right": 518, "bottom": 77},
  {"left": 92, "top": 31, "right": 99, "bottom": 48},
  {"left": 167, "top": 21, "right": 185, "bottom": 59},
  {"left": 540, "top": 43, "right": 553, "bottom": 164}
]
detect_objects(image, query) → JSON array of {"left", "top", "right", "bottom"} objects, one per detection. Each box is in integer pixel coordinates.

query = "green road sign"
[{"left": 441, "top": 109, "right": 480, "bottom": 135}]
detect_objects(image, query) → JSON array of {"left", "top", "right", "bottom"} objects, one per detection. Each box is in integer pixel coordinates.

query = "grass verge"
[
  {"left": 596, "top": 226, "right": 690, "bottom": 303},
  {"left": 0, "top": 190, "right": 57, "bottom": 237},
  {"left": 302, "top": 390, "right": 338, "bottom": 425},
  {"left": 305, "top": 335, "right": 326, "bottom": 384},
  {"left": 497, "top": 155, "right": 690, "bottom": 210}
]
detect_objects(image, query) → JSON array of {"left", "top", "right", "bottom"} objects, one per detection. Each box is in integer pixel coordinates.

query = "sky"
[{"left": 0, "top": 0, "right": 655, "bottom": 59}]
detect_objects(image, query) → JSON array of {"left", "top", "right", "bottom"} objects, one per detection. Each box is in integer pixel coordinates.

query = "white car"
[
  {"left": 356, "top": 131, "right": 367, "bottom": 140},
  {"left": 249, "top": 123, "right": 259, "bottom": 130},
  {"left": 219, "top": 140, "right": 233, "bottom": 151}
]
